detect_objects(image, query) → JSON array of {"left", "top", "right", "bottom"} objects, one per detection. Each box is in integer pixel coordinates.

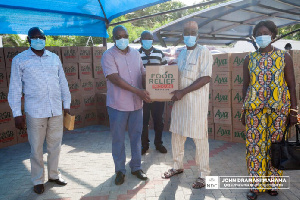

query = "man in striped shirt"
[
  {"left": 139, "top": 31, "right": 168, "bottom": 155},
  {"left": 8, "top": 27, "right": 71, "bottom": 194}
]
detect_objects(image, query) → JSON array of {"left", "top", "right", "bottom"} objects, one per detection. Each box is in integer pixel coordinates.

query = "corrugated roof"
[{"left": 136, "top": 0, "right": 300, "bottom": 46}]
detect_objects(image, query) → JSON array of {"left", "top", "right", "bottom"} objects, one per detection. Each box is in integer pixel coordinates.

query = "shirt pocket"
[{"left": 181, "top": 63, "right": 199, "bottom": 81}]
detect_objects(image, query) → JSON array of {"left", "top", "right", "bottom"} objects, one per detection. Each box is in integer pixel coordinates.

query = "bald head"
[
  {"left": 183, "top": 21, "right": 198, "bottom": 36},
  {"left": 141, "top": 31, "right": 153, "bottom": 40}
]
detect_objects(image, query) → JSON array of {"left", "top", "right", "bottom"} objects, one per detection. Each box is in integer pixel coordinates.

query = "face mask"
[
  {"left": 115, "top": 38, "right": 129, "bottom": 50},
  {"left": 30, "top": 38, "right": 45, "bottom": 50},
  {"left": 142, "top": 40, "right": 153, "bottom": 50},
  {"left": 256, "top": 35, "right": 272, "bottom": 48},
  {"left": 184, "top": 35, "right": 197, "bottom": 47}
]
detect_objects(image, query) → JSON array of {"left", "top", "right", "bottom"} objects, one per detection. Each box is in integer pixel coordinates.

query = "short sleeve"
[{"left": 101, "top": 51, "right": 118, "bottom": 77}]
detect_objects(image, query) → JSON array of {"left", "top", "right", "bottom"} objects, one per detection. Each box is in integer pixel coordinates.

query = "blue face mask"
[
  {"left": 184, "top": 36, "right": 197, "bottom": 47},
  {"left": 115, "top": 38, "right": 129, "bottom": 50},
  {"left": 30, "top": 38, "right": 45, "bottom": 50},
  {"left": 256, "top": 35, "right": 272, "bottom": 48},
  {"left": 142, "top": 40, "right": 153, "bottom": 50}
]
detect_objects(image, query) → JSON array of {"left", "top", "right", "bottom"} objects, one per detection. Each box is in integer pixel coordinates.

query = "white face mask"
[{"left": 256, "top": 35, "right": 272, "bottom": 48}]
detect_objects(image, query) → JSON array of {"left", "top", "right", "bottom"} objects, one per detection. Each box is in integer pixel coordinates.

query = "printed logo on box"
[{"left": 206, "top": 176, "right": 219, "bottom": 189}]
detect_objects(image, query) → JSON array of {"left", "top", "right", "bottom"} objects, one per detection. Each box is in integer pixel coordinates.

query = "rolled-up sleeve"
[
  {"left": 8, "top": 57, "right": 23, "bottom": 117},
  {"left": 57, "top": 56, "right": 71, "bottom": 109},
  {"left": 101, "top": 51, "right": 118, "bottom": 77}
]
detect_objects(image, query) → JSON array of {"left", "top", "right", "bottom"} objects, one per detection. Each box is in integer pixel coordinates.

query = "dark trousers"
[{"left": 142, "top": 101, "right": 165, "bottom": 149}]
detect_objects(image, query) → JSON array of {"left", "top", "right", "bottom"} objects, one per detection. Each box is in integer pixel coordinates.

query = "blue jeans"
[{"left": 107, "top": 107, "right": 143, "bottom": 174}]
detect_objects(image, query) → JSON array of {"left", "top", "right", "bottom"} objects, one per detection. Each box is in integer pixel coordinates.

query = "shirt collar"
[
  {"left": 28, "top": 47, "right": 50, "bottom": 57},
  {"left": 140, "top": 47, "right": 154, "bottom": 55}
]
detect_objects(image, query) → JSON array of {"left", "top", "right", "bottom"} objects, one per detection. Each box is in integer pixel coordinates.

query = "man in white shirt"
[
  {"left": 162, "top": 21, "right": 213, "bottom": 189},
  {"left": 8, "top": 27, "right": 71, "bottom": 194}
]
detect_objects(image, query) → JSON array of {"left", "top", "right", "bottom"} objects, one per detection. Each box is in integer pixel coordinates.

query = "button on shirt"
[
  {"left": 101, "top": 46, "right": 146, "bottom": 111},
  {"left": 8, "top": 48, "right": 71, "bottom": 118}
]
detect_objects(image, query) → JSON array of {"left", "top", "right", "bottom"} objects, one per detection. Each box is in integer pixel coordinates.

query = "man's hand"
[
  {"left": 14, "top": 116, "right": 26, "bottom": 130},
  {"left": 64, "top": 109, "right": 70, "bottom": 116},
  {"left": 136, "top": 89, "right": 151, "bottom": 103},
  {"left": 171, "top": 90, "right": 185, "bottom": 101}
]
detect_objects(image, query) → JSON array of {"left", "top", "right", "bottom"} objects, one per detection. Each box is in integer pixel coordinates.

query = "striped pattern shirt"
[
  {"left": 170, "top": 45, "right": 213, "bottom": 139},
  {"left": 8, "top": 48, "right": 71, "bottom": 118},
  {"left": 139, "top": 47, "right": 167, "bottom": 66}
]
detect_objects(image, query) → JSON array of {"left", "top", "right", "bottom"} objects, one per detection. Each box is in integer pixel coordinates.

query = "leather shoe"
[
  {"left": 49, "top": 178, "right": 67, "bottom": 186},
  {"left": 131, "top": 170, "right": 148, "bottom": 180},
  {"left": 115, "top": 171, "right": 125, "bottom": 185},
  {"left": 156, "top": 144, "right": 167, "bottom": 153},
  {"left": 141, "top": 147, "right": 148, "bottom": 155},
  {"left": 33, "top": 184, "right": 44, "bottom": 194}
]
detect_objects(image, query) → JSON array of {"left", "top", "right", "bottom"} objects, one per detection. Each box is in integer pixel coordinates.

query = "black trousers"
[{"left": 142, "top": 101, "right": 165, "bottom": 148}]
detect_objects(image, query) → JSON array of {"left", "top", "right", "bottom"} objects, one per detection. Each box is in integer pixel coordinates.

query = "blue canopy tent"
[{"left": 0, "top": 0, "right": 169, "bottom": 38}]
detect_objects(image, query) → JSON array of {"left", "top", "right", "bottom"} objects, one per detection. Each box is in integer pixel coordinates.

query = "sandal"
[
  {"left": 247, "top": 191, "right": 257, "bottom": 200},
  {"left": 267, "top": 190, "right": 278, "bottom": 196},
  {"left": 192, "top": 177, "right": 205, "bottom": 189},
  {"left": 162, "top": 168, "right": 184, "bottom": 179}
]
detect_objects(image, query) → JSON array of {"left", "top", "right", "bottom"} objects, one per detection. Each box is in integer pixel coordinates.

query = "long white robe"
[{"left": 170, "top": 45, "right": 213, "bottom": 139}]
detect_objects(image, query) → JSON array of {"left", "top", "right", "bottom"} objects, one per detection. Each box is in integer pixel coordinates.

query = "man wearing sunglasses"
[{"left": 8, "top": 27, "right": 71, "bottom": 194}]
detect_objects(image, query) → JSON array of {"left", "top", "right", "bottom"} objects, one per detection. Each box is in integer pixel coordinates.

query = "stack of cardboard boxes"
[{"left": 0, "top": 46, "right": 108, "bottom": 149}]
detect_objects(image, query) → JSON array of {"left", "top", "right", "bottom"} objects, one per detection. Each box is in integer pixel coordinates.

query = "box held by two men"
[{"left": 146, "top": 65, "right": 178, "bottom": 101}]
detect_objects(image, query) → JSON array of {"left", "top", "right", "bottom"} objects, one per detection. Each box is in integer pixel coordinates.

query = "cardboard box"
[
  {"left": 232, "top": 107, "right": 242, "bottom": 127},
  {"left": 212, "top": 71, "right": 231, "bottom": 90},
  {"left": 79, "top": 63, "right": 93, "bottom": 79},
  {"left": 4, "top": 47, "right": 27, "bottom": 68},
  {"left": 207, "top": 102, "right": 213, "bottom": 122},
  {"left": 0, "top": 68, "right": 7, "bottom": 88},
  {"left": 212, "top": 53, "right": 231, "bottom": 72},
  {"left": 232, "top": 89, "right": 243, "bottom": 108},
  {"left": 6, "top": 67, "right": 11, "bottom": 85},
  {"left": 97, "top": 108, "right": 109, "bottom": 126},
  {"left": 70, "top": 93, "right": 83, "bottom": 112},
  {"left": 0, "top": 87, "right": 9, "bottom": 104},
  {"left": 229, "top": 52, "right": 248, "bottom": 70},
  {"left": 94, "top": 76, "right": 107, "bottom": 93},
  {"left": 45, "top": 46, "right": 62, "bottom": 61},
  {"left": 0, "top": 48, "right": 5, "bottom": 69},
  {"left": 82, "top": 93, "right": 96, "bottom": 111},
  {"left": 96, "top": 93, "right": 106, "bottom": 108},
  {"left": 93, "top": 47, "right": 106, "bottom": 63},
  {"left": 93, "top": 62, "right": 104, "bottom": 78},
  {"left": 84, "top": 109, "right": 98, "bottom": 127},
  {"left": 214, "top": 123, "right": 232, "bottom": 142},
  {"left": 0, "top": 122, "right": 17, "bottom": 148},
  {"left": 81, "top": 78, "right": 95, "bottom": 94},
  {"left": 78, "top": 47, "right": 92, "bottom": 63},
  {"left": 68, "top": 80, "right": 81, "bottom": 94},
  {"left": 232, "top": 69, "right": 243, "bottom": 90},
  {"left": 209, "top": 88, "right": 212, "bottom": 104},
  {"left": 63, "top": 63, "right": 78, "bottom": 81},
  {"left": 232, "top": 123, "right": 246, "bottom": 143},
  {"left": 0, "top": 103, "right": 13, "bottom": 125},
  {"left": 61, "top": 46, "right": 78, "bottom": 63},
  {"left": 146, "top": 65, "right": 178, "bottom": 101},
  {"left": 208, "top": 123, "right": 214, "bottom": 139},
  {"left": 212, "top": 89, "right": 231, "bottom": 107},
  {"left": 213, "top": 107, "right": 232, "bottom": 125},
  {"left": 73, "top": 111, "right": 85, "bottom": 129},
  {"left": 16, "top": 126, "right": 28, "bottom": 144}
]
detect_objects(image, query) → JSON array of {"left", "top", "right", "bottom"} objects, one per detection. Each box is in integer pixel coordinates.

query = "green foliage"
[
  {"left": 1, "top": 34, "right": 29, "bottom": 47},
  {"left": 279, "top": 24, "right": 300, "bottom": 41}
]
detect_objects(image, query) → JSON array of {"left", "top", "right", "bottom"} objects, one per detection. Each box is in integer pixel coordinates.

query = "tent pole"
[{"left": 103, "top": 38, "right": 107, "bottom": 47}]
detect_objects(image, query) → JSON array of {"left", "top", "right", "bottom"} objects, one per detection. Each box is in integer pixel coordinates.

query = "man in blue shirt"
[{"left": 8, "top": 27, "right": 71, "bottom": 194}]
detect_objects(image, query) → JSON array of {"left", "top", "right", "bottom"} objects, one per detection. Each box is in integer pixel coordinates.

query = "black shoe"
[
  {"left": 115, "top": 171, "right": 125, "bottom": 185},
  {"left": 156, "top": 144, "right": 167, "bottom": 153},
  {"left": 141, "top": 147, "right": 149, "bottom": 155},
  {"left": 49, "top": 178, "right": 68, "bottom": 186},
  {"left": 131, "top": 170, "right": 148, "bottom": 180},
  {"left": 33, "top": 184, "right": 44, "bottom": 194}
]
